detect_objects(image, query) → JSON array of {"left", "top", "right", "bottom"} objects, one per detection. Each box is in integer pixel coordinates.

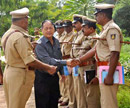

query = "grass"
[{"left": 118, "top": 78, "right": 130, "bottom": 108}]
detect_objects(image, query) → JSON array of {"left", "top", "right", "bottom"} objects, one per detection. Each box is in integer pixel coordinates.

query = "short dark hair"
[
  {"left": 12, "top": 18, "right": 23, "bottom": 22},
  {"left": 41, "top": 20, "right": 56, "bottom": 30},
  {"left": 102, "top": 8, "right": 113, "bottom": 20},
  {"left": 85, "top": 22, "right": 96, "bottom": 29}
]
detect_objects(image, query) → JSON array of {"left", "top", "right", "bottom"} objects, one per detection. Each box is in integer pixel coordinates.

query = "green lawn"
[{"left": 118, "top": 78, "right": 130, "bottom": 108}]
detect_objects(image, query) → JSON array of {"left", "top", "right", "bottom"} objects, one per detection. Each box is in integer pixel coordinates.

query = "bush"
[{"left": 118, "top": 78, "right": 130, "bottom": 108}]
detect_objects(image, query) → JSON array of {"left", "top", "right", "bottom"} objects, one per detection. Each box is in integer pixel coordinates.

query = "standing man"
[
  {"left": 69, "top": 14, "right": 85, "bottom": 108},
  {"left": 74, "top": 4, "right": 123, "bottom": 108},
  {"left": 55, "top": 20, "right": 66, "bottom": 41},
  {"left": 80, "top": 16, "right": 100, "bottom": 108},
  {"left": 34, "top": 20, "right": 75, "bottom": 108},
  {"left": 55, "top": 20, "right": 67, "bottom": 105},
  {"left": 59, "top": 20, "right": 74, "bottom": 107},
  {"left": 1, "top": 7, "right": 57, "bottom": 108}
]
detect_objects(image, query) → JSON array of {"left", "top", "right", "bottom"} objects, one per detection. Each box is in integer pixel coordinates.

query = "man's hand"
[
  {"left": 104, "top": 75, "right": 113, "bottom": 85},
  {"left": 66, "top": 59, "right": 80, "bottom": 67},
  {"left": 61, "top": 75, "right": 66, "bottom": 82},
  {"left": 89, "top": 77, "right": 99, "bottom": 85},
  {"left": 0, "top": 74, "right": 3, "bottom": 85},
  {"left": 47, "top": 65, "right": 57, "bottom": 75}
]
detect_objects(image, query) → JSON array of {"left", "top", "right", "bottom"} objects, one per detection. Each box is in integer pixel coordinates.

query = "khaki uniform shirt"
[
  {"left": 96, "top": 20, "right": 123, "bottom": 62},
  {"left": 1, "top": 24, "right": 35, "bottom": 68},
  {"left": 61, "top": 31, "right": 74, "bottom": 56},
  {"left": 70, "top": 30, "right": 84, "bottom": 58},
  {"left": 78, "top": 32, "right": 97, "bottom": 72},
  {"left": 57, "top": 31, "right": 66, "bottom": 42}
]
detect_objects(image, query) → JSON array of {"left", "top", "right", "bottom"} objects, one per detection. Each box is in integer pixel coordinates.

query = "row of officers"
[
  {"left": 54, "top": 15, "right": 100, "bottom": 108},
  {"left": 1, "top": 3, "right": 123, "bottom": 108}
]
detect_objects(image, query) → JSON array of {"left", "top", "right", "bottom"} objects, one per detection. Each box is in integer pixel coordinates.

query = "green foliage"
[
  {"left": 113, "top": 0, "right": 130, "bottom": 37},
  {"left": 120, "top": 40, "right": 130, "bottom": 79},
  {"left": 117, "top": 78, "right": 130, "bottom": 108}
]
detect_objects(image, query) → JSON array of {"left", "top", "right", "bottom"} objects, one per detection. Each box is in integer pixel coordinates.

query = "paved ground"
[{"left": 0, "top": 85, "right": 36, "bottom": 108}]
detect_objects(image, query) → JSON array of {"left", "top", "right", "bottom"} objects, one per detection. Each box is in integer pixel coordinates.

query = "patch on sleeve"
[{"left": 111, "top": 34, "right": 116, "bottom": 40}]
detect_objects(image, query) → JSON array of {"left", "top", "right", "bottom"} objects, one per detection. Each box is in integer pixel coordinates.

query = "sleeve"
[
  {"left": 35, "top": 44, "right": 66, "bottom": 67},
  {"left": 106, "top": 28, "right": 121, "bottom": 52},
  {"left": 15, "top": 36, "right": 36, "bottom": 65}
]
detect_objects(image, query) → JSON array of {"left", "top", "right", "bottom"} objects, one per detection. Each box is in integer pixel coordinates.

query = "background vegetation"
[{"left": 0, "top": 0, "right": 130, "bottom": 107}]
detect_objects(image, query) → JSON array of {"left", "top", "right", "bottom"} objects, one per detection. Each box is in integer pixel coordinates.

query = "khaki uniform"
[
  {"left": 96, "top": 20, "right": 123, "bottom": 108},
  {"left": 60, "top": 31, "right": 74, "bottom": 104},
  {"left": 58, "top": 31, "right": 67, "bottom": 104},
  {"left": 56, "top": 31, "right": 66, "bottom": 42},
  {"left": 1, "top": 24, "right": 35, "bottom": 108},
  {"left": 78, "top": 32, "right": 100, "bottom": 108},
  {"left": 70, "top": 30, "right": 85, "bottom": 108}
]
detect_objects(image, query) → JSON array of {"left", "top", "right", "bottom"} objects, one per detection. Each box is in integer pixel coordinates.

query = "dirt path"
[{"left": 0, "top": 85, "right": 36, "bottom": 108}]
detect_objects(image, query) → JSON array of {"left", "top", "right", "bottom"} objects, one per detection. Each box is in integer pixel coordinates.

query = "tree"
[{"left": 113, "top": 0, "right": 130, "bottom": 37}]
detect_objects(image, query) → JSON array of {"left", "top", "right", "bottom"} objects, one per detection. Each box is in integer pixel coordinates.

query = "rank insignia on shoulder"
[{"left": 111, "top": 34, "right": 116, "bottom": 40}]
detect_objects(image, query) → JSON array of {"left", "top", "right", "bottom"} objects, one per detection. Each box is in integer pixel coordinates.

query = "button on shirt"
[{"left": 35, "top": 36, "right": 66, "bottom": 75}]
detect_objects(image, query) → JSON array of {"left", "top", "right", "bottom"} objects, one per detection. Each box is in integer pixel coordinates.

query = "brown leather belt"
[
  {"left": 96, "top": 61, "right": 121, "bottom": 66},
  {"left": 62, "top": 55, "right": 70, "bottom": 59},
  {"left": 79, "top": 61, "right": 95, "bottom": 67}
]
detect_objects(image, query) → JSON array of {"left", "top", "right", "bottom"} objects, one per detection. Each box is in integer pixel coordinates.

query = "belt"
[
  {"left": 7, "top": 65, "right": 34, "bottom": 70},
  {"left": 96, "top": 61, "right": 121, "bottom": 66},
  {"left": 62, "top": 55, "right": 70, "bottom": 59},
  {"left": 79, "top": 61, "right": 95, "bottom": 67}
]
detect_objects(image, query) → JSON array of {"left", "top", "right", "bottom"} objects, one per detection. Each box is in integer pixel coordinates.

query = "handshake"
[
  {"left": 47, "top": 58, "right": 80, "bottom": 75},
  {"left": 66, "top": 58, "right": 80, "bottom": 67}
]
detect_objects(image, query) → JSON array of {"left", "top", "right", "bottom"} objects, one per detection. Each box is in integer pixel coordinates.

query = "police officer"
[
  {"left": 76, "top": 4, "right": 123, "bottom": 108},
  {"left": 80, "top": 16, "right": 101, "bottom": 108},
  {"left": 59, "top": 20, "right": 74, "bottom": 107},
  {"left": 34, "top": 27, "right": 41, "bottom": 41},
  {"left": 55, "top": 20, "right": 67, "bottom": 105},
  {"left": 1, "top": 7, "right": 57, "bottom": 108},
  {"left": 55, "top": 20, "right": 66, "bottom": 41},
  {"left": 68, "top": 14, "right": 85, "bottom": 108}
]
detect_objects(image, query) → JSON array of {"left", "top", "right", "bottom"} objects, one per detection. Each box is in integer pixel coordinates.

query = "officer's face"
[
  {"left": 82, "top": 25, "right": 92, "bottom": 36},
  {"left": 64, "top": 26, "right": 73, "bottom": 33},
  {"left": 42, "top": 21, "right": 55, "bottom": 38},
  {"left": 56, "top": 27, "right": 64, "bottom": 35},
  {"left": 21, "top": 17, "right": 28, "bottom": 30},
  {"left": 73, "top": 21, "right": 82, "bottom": 32},
  {"left": 95, "top": 12, "right": 104, "bottom": 25}
]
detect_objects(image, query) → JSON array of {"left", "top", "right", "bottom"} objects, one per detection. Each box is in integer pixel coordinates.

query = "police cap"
[
  {"left": 63, "top": 20, "right": 72, "bottom": 27},
  {"left": 72, "top": 14, "right": 83, "bottom": 24},
  {"left": 94, "top": 3, "right": 115, "bottom": 15},
  {"left": 82, "top": 16, "right": 96, "bottom": 26},
  {"left": 55, "top": 20, "right": 64, "bottom": 29},
  {"left": 10, "top": 7, "right": 29, "bottom": 18}
]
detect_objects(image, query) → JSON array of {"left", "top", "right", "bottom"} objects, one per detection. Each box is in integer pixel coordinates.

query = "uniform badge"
[{"left": 111, "top": 34, "right": 116, "bottom": 40}]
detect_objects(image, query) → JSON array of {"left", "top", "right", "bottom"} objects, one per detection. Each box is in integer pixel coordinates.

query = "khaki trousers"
[
  {"left": 97, "top": 67, "right": 119, "bottom": 108},
  {"left": 73, "top": 69, "right": 87, "bottom": 108},
  {"left": 58, "top": 73, "right": 69, "bottom": 102},
  {"left": 3, "top": 66, "right": 35, "bottom": 108},
  {"left": 79, "top": 66, "right": 101, "bottom": 108},
  {"left": 59, "top": 74, "right": 69, "bottom": 102},
  {"left": 67, "top": 67, "right": 76, "bottom": 108},
  {"left": 85, "top": 85, "right": 101, "bottom": 108},
  {"left": 99, "top": 84, "right": 119, "bottom": 108}
]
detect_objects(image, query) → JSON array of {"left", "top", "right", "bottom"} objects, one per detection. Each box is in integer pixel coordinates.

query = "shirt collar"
[
  {"left": 85, "top": 32, "right": 96, "bottom": 40},
  {"left": 42, "top": 36, "right": 55, "bottom": 43},
  {"left": 11, "top": 24, "right": 28, "bottom": 33},
  {"left": 103, "top": 20, "right": 113, "bottom": 30},
  {"left": 67, "top": 31, "right": 73, "bottom": 36},
  {"left": 77, "top": 29, "right": 83, "bottom": 35}
]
